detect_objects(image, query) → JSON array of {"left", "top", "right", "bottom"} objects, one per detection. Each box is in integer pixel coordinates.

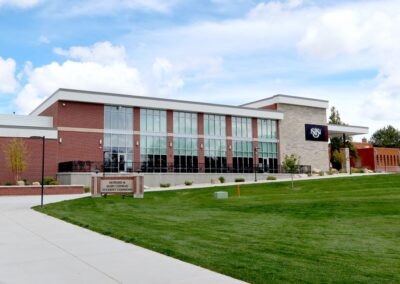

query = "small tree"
[
  {"left": 282, "top": 154, "right": 300, "bottom": 189},
  {"left": 3, "top": 138, "right": 29, "bottom": 183}
]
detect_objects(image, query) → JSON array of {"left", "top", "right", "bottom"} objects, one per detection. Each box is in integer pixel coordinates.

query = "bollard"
[{"left": 237, "top": 184, "right": 240, "bottom": 197}]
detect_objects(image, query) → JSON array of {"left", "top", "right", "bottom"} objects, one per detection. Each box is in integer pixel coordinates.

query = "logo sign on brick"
[
  {"left": 305, "top": 124, "right": 328, "bottom": 142},
  {"left": 100, "top": 179, "right": 133, "bottom": 193}
]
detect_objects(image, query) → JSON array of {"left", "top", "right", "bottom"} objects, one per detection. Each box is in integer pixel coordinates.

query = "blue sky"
[{"left": 0, "top": 0, "right": 399, "bottom": 139}]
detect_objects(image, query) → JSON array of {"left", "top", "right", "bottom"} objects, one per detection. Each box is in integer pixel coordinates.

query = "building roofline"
[
  {"left": 29, "top": 88, "right": 285, "bottom": 120},
  {"left": 241, "top": 94, "right": 329, "bottom": 109}
]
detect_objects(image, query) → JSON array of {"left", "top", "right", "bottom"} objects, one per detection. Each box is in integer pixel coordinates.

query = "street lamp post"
[
  {"left": 254, "top": 147, "right": 259, "bottom": 182},
  {"left": 30, "top": 136, "right": 45, "bottom": 207}
]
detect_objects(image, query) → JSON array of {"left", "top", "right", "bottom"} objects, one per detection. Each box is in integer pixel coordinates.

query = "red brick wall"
[
  {"left": 0, "top": 137, "right": 58, "bottom": 183},
  {"left": 39, "top": 101, "right": 59, "bottom": 127},
  {"left": 57, "top": 101, "right": 104, "bottom": 129},
  {"left": 0, "top": 185, "right": 84, "bottom": 196},
  {"left": 58, "top": 131, "right": 103, "bottom": 162},
  {"left": 261, "top": 104, "right": 278, "bottom": 110},
  {"left": 354, "top": 148, "right": 375, "bottom": 170},
  {"left": 226, "top": 115, "right": 233, "bottom": 168}
]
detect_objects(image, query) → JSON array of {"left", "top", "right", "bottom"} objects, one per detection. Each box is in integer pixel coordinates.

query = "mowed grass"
[{"left": 35, "top": 175, "right": 400, "bottom": 283}]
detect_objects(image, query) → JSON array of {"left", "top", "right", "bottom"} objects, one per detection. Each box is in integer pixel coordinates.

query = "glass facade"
[
  {"left": 204, "top": 114, "right": 227, "bottom": 172},
  {"left": 103, "top": 106, "right": 134, "bottom": 172},
  {"left": 140, "top": 109, "right": 167, "bottom": 172},
  {"left": 257, "top": 119, "right": 279, "bottom": 173},
  {"left": 204, "top": 114, "right": 226, "bottom": 137},
  {"left": 232, "top": 116, "right": 253, "bottom": 172},
  {"left": 232, "top": 116, "right": 252, "bottom": 138},
  {"left": 173, "top": 111, "right": 198, "bottom": 172}
]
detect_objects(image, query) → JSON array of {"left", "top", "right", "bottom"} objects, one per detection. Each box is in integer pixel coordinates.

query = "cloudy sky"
[{"left": 0, "top": 0, "right": 399, "bottom": 139}]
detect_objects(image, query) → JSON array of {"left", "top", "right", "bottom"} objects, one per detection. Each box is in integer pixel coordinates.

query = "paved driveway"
[{"left": 0, "top": 195, "right": 244, "bottom": 284}]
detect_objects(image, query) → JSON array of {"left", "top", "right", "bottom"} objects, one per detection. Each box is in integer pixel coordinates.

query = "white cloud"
[
  {"left": 53, "top": 41, "right": 126, "bottom": 65},
  {"left": 0, "top": 57, "right": 18, "bottom": 93},
  {"left": 151, "top": 57, "right": 184, "bottom": 95},
  {"left": 38, "top": 35, "right": 50, "bottom": 44},
  {"left": 0, "top": 0, "right": 41, "bottom": 8},
  {"left": 15, "top": 42, "right": 145, "bottom": 114},
  {"left": 128, "top": 0, "right": 400, "bottom": 130}
]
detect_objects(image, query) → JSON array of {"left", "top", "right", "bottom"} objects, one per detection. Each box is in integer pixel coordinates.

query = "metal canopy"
[{"left": 328, "top": 124, "right": 369, "bottom": 138}]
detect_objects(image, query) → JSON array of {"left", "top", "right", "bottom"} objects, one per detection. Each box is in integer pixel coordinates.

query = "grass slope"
[{"left": 35, "top": 175, "right": 400, "bottom": 283}]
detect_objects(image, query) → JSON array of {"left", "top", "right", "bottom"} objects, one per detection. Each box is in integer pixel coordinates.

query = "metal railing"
[{"left": 58, "top": 160, "right": 312, "bottom": 175}]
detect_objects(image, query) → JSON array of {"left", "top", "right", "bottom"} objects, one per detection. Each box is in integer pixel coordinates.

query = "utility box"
[{"left": 214, "top": 191, "right": 228, "bottom": 199}]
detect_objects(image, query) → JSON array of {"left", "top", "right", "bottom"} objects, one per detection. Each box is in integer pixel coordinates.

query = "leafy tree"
[
  {"left": 282, "top": 154, "right": 300, "bottom": 189},
  {"left": 3, "top": 138, "right": 29, "bottom": 183},
  {"left": 329, "top": 106, "right": 344, "bottom": 125},
  {"left": 328, "top": 106, "right": 358, "bottom": 170},
  {"left": 370, "top": 125, "right": 400, "bottom": 148}
]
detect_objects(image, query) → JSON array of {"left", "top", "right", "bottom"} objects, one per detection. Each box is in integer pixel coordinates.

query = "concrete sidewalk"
[{"left": 0, "top": 194, "right": 244, "bottom": 284}]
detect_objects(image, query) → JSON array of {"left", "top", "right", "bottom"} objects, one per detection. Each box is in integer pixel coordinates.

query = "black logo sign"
[{"left": 305, "top": 124, "right": 328, "bottom": 142}]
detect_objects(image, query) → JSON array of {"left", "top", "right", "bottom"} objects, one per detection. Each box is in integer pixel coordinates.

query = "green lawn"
[{"left": 35, "top": 175, "right": 400, "bottom": 283}]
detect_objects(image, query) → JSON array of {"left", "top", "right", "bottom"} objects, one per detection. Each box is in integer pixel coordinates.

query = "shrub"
[
  {"left": 49, "top": 180, "right": 59, "bottom": 185},
  {"left": 184, "top": 181, "right": 193, "bottom": 186},
  {"left": 235, "top": 177, "right": 245, "bottom": 182},
  {"left": 326, "top": 170, "right": 334, "bottom": 175},
  {"left": 339, "top": 169, "right": 347, "bottom": 174},
  {"left": 319, "top": 171, "right": 325, "bottom": 176},
  {"left": 23, "top": 179, "right": 30, "bottom": 185},
  {"left": 266, "top": 176, "right": 277, "bottom": 180},
  {"left": 351, "top": 168, "right": 365, "bottom": 174},
  {"left": 3, "top": 182, "right": 13, "bottom": 186},
  {"left": 43, "top": 176, "right": 57, "bottom": 185},
  {"left": 218, "top": 176, "right": 225, "bottom": 183},
  {"left": 84, "top": 187, "right": 90, "bottom": 193},
  {"left": 160, "top": 183, "right": 171, "bottom": 188}
]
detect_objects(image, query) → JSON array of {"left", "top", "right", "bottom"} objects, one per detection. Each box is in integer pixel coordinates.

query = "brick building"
[
  {"left": 352, "top": 138, "right": 400, "bottom": 172},
  {"left": 0, "top": 89, "right": 368, "bottom": 185}
]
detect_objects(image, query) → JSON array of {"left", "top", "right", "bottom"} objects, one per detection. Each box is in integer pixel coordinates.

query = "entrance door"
[{"left": 118, "top": 154, "right": 126, "bottom": 172}]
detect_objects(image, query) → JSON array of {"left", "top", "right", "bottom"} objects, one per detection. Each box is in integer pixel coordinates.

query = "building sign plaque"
[
  {"left": 100, "top": 179, "right": 133, "bottom": 193},
  {"left": 305, "top": 124, "right": 328, "bottom": 142}
]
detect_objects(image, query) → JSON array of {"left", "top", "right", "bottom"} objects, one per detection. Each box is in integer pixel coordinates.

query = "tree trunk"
[{"left": 291, "top": 173, "right": 294, "bottom": 189}]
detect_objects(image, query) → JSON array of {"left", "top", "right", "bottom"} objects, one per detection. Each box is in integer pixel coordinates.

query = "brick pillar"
[
  {"left": 252, "top": 118, "right": 258, "bottom": 169},
  {"left": 133, "top": 107, "right": 141, "bottom": 171},
  {"left": 226, "top": 115, "right": 233, "bottom": 170},
  {"left": 167, "top": 110, "right": 174, "bottom": 171},
  {"left": 198, "top": 113, "right": 205, "bottom": 172}
]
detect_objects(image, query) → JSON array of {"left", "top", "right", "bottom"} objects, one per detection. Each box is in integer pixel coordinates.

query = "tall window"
[
  {"left": 204, "top": 114, "right": 227, "bottom": 172},
  {"left": 173, "top": 111, "right": 198, "bottom": 172},
  {"left": 257, "top": 119, "right": 279, "bottom": 173},
  {"left": 140, "top": 109, "right": 167, "bottom": 172},
  {"left": 104, "top": 106, "right": 134, "bottom": 172},
  {"left": 232, "top": 116, "right": 253, "bottom": 172}
]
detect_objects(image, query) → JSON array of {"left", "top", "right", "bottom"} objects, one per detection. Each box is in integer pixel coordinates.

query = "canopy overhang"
[{"left": 328, "top": 124, "right": 369, "bottom": 138}]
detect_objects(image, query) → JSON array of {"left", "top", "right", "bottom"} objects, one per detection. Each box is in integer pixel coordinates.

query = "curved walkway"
[{"left": 0, "top": 194, "right": 244, "bottom": 284}]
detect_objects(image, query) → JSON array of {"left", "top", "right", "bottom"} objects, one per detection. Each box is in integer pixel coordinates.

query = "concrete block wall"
[{"left": 277, "top": 104, "right": 329, "bottom": 171}]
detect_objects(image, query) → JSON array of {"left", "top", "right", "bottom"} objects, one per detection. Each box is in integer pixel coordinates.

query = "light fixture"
[
  {"left": 62, "top": 102, "right": 66, "bottom": 107},
  {"left": 169, "top": 142, "right": 173, "bottom": 147},
  {"left": 99, "top": 139, "right": 102, "bottom": 145},
  {"left": 59, "top": 137, "right": 62, "bottom": 144},
  {"left": 228, "top": 144, "right": 232, "bottom": 150},
  {"left": 200, "top": 143, "right": 203, "bottom": 149},
  {"left": 136, "top": 140, "right": 139, "bottom": 146}
]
